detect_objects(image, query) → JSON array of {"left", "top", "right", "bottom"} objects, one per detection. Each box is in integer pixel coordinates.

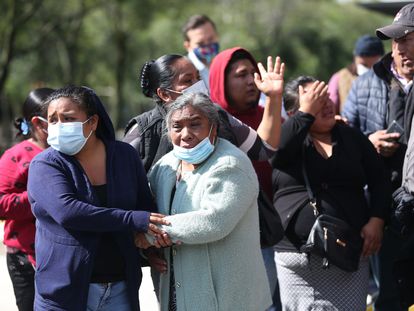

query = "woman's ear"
[
  {"left": 30, "top": 116, "right": 47, "bottom": 132},
  {"left": 30, "top": 116, "right": 42, "bottom": 127},
  {"left": 213, "top": 124, "right": 218, "bottom": 136},
  {"left": 90, "top": 114, "right": 99, "bottom": 131},
  {"left": 287, "top": 110, "right": 295, "bottom": 117},
  {"left": 210, "top": 124, "right": 219, "bottom": 144},
  {"left": 157, "top": 88, "right": 173, "bottom": 103}
]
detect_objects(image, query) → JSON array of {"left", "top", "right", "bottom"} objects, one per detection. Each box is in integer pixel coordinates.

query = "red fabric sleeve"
[{"left": 0, "top": 141, "right": 41, "bottom": 220}]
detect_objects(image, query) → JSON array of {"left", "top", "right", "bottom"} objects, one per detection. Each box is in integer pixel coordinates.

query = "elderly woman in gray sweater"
[{"left": 139, "top": 92, "right": 273, "bottom": 311}]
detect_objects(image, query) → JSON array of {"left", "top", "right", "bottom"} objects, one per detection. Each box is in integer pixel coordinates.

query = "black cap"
[
  {"left": 354, "top": 35, "right": 384, "bottom": 56},
  {"left": 376, "top": 3, "right": 414, "bottom": 40}
]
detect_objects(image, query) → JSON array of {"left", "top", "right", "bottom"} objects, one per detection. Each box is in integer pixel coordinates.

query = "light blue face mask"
[
  {"left": 47, "top": 118, "right": 93, "bottom": 155},
  {"left": 172, "top": 125, "right": 215, "bottom": 164},
  {"left": 166, "top": 80, "right": 210, "bottom": 97}
]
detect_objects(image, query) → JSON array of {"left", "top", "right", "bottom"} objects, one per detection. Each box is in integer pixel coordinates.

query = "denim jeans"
[
  {"left": 87, "top": 281, "right": 131, "bottom": 311},
  {"left": 261, "top": 247, "right": 282, "bottom": 311},
  {"left": 6, "top": 251, "right": 35, "bottom": 311}
]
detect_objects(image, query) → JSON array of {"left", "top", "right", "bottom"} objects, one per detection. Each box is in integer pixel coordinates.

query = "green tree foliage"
[{"left": 0, "top": 0, "right": 392, "bottom": 149}]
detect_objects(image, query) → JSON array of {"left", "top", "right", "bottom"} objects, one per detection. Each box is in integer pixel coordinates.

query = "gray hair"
[{"left": 166, "top": 92, "right": 219, "bottom": 130}]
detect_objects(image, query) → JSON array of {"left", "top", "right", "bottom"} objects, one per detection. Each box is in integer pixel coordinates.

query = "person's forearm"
[
  {"left": 0, "top": 192, "right": 34, "bottom": 220},
  {"left": 257, "top": 94, "right": 282, "bottom": 149}
]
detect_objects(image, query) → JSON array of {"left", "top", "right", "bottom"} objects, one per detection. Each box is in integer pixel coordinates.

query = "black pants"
[{"left": 6, "top": 252, "right": 35, "bottom": 311}]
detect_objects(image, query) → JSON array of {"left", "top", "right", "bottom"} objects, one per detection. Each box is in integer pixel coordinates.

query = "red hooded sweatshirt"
[{"left": 209, "top": 47, "right": 273, "bottom": 199}]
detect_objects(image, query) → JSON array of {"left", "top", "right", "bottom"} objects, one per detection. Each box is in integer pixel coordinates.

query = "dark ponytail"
[
  {"left": 140, "top": 60, "right": 155, "bottom": 97},
  {"left": 14, "top": 87, "right": 54, "bottom": 137},
  {"left": 283, "top": 76, "right": 317, "bottom": 114},
  {"left": 139, "top": 54, "right": 185, "bottom": 105}
]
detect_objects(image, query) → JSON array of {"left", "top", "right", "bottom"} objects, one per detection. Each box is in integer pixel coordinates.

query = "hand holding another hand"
[
  {"left": 134, "top": 232, "right": 152, "bottom": 249},
  {"left": 147, "top": 212, "right": 170, "bottom": 236},
  {"left": 147, "top": 213, "right": 175, "bottom": 248}
]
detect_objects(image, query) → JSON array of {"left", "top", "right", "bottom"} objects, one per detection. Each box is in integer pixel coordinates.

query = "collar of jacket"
[
  {"left": 373, "top": 52, "right": 400, "bottom": 87},
  {"left": 156, "top": 103, "right": 168, "bottom": 117}
]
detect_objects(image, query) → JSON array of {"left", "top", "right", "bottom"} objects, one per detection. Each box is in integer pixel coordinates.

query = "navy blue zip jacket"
[{"left": 28, "top": 88, "right": 154, "bottom": 311}]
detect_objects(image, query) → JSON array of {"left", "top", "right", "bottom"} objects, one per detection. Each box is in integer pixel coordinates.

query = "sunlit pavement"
[
  {"left": 0, "top": 224, "right": 159, "bottom": 311},
  {"left": 3, "top": 219, "right": 413, "bottom": 311},
  {"left": 0, "top": 238, "right": 17, "bottom": 311}
]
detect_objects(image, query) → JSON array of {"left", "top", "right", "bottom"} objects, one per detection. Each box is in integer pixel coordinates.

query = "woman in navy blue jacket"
[{"left": 27, "top": 86, "right": 168, "bottom": 311}]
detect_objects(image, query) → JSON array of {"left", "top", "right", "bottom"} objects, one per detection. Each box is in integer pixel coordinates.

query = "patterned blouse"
[{"left": 0, "top": 140, "right": 42, "bottom": 264}]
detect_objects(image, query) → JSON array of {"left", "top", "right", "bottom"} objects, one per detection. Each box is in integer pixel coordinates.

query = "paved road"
[
  {"left": 3, "top": 221, "right": 414, "bottom": 311},
  {"left": 0, "top": 239, "right": 17, "bottom": 311},
  {"left": 0, "top": 224, "right": 159, "bottom": 311}
]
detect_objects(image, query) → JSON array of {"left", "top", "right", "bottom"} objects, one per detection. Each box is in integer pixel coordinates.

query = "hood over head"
[
  {"left": 82, "top": 86, "right": 115, "bottom": 142},
  {"left": 209, "top": 47, "right": 259, "bottom": 115}
]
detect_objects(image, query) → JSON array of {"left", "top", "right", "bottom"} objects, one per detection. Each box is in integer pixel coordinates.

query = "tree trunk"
[{"left": 0, "top": 0, "right": 41, "bottom": 148}]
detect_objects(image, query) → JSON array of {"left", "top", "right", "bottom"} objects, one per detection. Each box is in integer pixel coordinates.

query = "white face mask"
[
  {"left": 356, "top": 63, "right": 370, "bottom": 76},
  {"left": 47, "top": 118, "right": 93, "bottom": 155},
  {"left": 166, "top": 80, "right": 210, "bottom": 97}
]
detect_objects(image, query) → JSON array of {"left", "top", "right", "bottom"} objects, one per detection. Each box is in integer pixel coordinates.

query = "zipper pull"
[
  {"left": 310, "top": 200, "right": 318, "bottom": 216},
  {"left": 322, "top": 227, "right": 329, "bottom": 269}
]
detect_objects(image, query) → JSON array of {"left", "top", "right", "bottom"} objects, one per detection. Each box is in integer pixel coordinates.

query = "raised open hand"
[{"left": 254, "top": 56, "right": 285, "bottom": 97}]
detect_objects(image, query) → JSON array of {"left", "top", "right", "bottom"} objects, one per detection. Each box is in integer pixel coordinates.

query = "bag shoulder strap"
[{"left": 301, "top": 143, "right": 319, "bottom": 216}]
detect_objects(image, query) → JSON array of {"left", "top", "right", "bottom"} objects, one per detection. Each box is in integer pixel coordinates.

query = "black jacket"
[
  {"left": 123, "top": 103, "right": 238, "bottom": 172},
  {"left": 272, "top": 112, "right": 390, "bottom": 251}
]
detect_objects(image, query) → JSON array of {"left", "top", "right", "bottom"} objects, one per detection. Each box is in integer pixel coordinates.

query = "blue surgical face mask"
[
  {"left": 193, "top": 42, "right": 219, "bottom": 65},
  {"left": 172, "top": 125, "right": 215, "bottom": 164},
  {"left": 166, "top": 80, "right": 209, "bottom": 97},
  {"left": 47, "top": 118, "right": 93, "bottom": 155}
]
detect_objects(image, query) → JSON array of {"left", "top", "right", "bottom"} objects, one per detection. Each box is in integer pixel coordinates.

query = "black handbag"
[
  {"left": 300, "top": 214, "right": 363, "bottom": 272},
  {"left": 258, "top": 188, "right": 284, "bottom": 248},
  {"left": 299, "top": 148, "right": 363, "bottom": 272}
]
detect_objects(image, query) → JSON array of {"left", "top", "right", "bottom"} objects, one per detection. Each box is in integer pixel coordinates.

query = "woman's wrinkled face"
[{"left": 169, "top": 105, "right": 216, "bottom": 148}]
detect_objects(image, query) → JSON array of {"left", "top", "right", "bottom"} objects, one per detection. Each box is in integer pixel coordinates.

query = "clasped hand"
[{"left": 134, "top": 213, "right": 174, "bottom": 249}]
